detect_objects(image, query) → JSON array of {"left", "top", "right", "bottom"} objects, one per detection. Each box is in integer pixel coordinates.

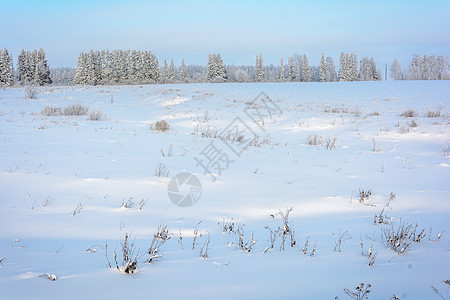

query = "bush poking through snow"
[
  {"left": 147, "top": 223, "right": 171, "bottom": 263},
  {"left": 400, "top": 109, "right": 418, "bottom": 118},
  {"left": 333, "top": 229, "right": 351, "bottom": 253},
  {"left": 155, "top": 163, "right": 170, "bottom": 177},
  {"left": 381, "top": 220, "right": 428, "bottom": 254},
  {"left": 41, "top": 106, "right": 62, "bottom": 116},
  {"left": 63, "top": 103, "right": 88, "bottom": 116},
  {"left": 358, "top": 188, "right": 372, "bottom": 203},
  {"left": 25, "top": 85, "right": 38, "bottom": 99},
  {"left": 426, "top": 110, "right": 441, "bottom": 118},
  {"left": 431, "top": 279, "right": 450, "bottom": 300},
  {"left": 307, "top": 134, "right": 324, "bottom": 146},
  {"left": 149, "top": 120, "right": 170, "bottom": 132},
  {"left": 114, "top": 233, "right": 140, "bottom": 274},
  {"left": 200, "top": 232, "right": 210, "bottom": 259},
  {"left": 88, "top": 110, "right": 103, "bottom": 121},
  {"left": 343, "top": 283, "right": 371, "bottom": 300}
]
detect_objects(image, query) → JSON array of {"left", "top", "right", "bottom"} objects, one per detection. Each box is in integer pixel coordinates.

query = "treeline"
[
  {"left": 390, "top": 54, "right": 449, "bottom": 80},
  {"left": 0, "top": 48, "right": 449, "bottom": 87}
]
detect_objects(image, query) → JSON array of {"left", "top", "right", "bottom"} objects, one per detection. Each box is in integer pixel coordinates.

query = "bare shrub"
[
  {"left": 147, "top": 223, "right": 171, "bottom": 263},
  {"left": 307, "top": 134, "right": 324, "bottom": 146},
  {"left": 200, "top": 232, "right": 210, "bottom": 259},
  {"left": 149, "top": 120, "right": 170, "bottom": 132},
  {"left": 333, "top": 229, "right": 351, "bottom": 253},
  {"left": 112, "top": 233, "right": 140, "bottom": 274},
  {"left": 41, "top": 106, "right": 62, "bottom": 116},
  {"left": 219, "top": 218, "right": 242, "bottom": 234},
  {"left": 400, "top": 109, "right": 418, "bottom": 118},
  {"left": 325, "top": 137, "right": 338, "bottom": 150},
  {"left": 359, "top": 188, "right": 372, "bottom": 203},
  {"left": 381, "top": 220, "right": 428, "bottom": 254},
  {"left": 121, "top": 197, "right": 134, "bottom": 208},
  {"left": 88, "top": 110, "right": 103, "bottom": 121},
  {"left": 64, "top": 103, "right": 88, "bottom": 116},
  {"left": 155, "top": 163, "right": 170, "bottom": 177},
  {"left": 344, "top": 283, "right": 371, "bottom": 300},
  {"left": 426, "top": 110, "right": 441, "bottom": 118},
  {"left": 25, "top": 85, "right": 38, "bottom": 99}
]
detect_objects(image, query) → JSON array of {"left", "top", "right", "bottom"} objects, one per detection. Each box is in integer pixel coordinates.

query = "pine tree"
[
  {"left": 180, "top": 58, "right": 186, "bottom": 82},
  {"left": 338, "top": 52, "right": 346, "bottom": 81},
  {"left": 215, "top": 53, "right": 227, "bottom": 81},
  {"left": 0, "top": 49, "right": 14, "bottom": 87},
  {"left": 163, "top": 59, "right": 169, "bottom": 82},
  {"left": 279, "top": 56, "right": 285, "bottom": 81},
  {"left": 17, "top": 49, "right": 28, "bottom": 84},
  {"left": 254, "top": 53, "right": 264, "bottom": 82},
  {"left": 206, "top": 53, "right": 215, "bottom": 81},
  {"left": 302, "top": 54, "right": 311, "bottom": 82},
  {"left": 319, "top": 53, "right": 326, "bottom": 82},
  {"left": 169, "top": 59, "right": 175, "bottom": 82},
  {"left": 259, "top": 53, "right": 264, "bottom": 81},
  {"left": 287, "top": 57, "right": 293, "bottom": 81}
]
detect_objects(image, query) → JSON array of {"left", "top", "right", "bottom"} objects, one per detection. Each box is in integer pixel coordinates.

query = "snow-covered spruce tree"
[
  {"left": 206, "top": 53, "right": 215, "bottom": 81},
  {"left": 17, "top": 49, "right": 28, "bottom": 84},
  {"left": 258, "top": 53, "right": 264, "bottom": 81},
  {"left": 180, "top": 58, "right": 186, "bottom": 82},
  {"left": 279, "top": 56, "right": 285, "bottom": 81},
  {"left": 74, "top": 52, "right": 87, "bottom": 85},
  {"left": 325, "top": 56, "right": 336, "bottom": 82},
  {"left": 350, "top": 53, "right": 358, "bottom": 81},
  {"left": 338, "top": 52, "right": 347, "bottom": 81},
  {"left": 319, "top": 53, "right": 326, "bottom": 82},
  {"left": 0, "top": 48, "right": 14, "bottom": 87},
  {"left": 287, "top": 56, "right": 294, "bottom": 81},
  {"left": 163, "top": 59, "right": 169, "bottom": 83},
  {"left": 302, "top": 54, "right": 311, "bottom": 82},
  {"left": 215, "top": 53, "right": 227, "bottom": 81},
  {"left": 169, "top": 59, "right": 175, "bottom": 82},
  {"left": 254, "top": 53, "right": 264, "bottom": 82},
  {"left": 35, "top": 48, "right": 52, "bottom": 85},
  {"left": 390, "top": 58, "right": 402, "bottom": 80}
]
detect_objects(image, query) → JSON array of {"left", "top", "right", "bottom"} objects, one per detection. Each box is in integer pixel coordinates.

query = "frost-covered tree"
[
  {"left": 169, "top": 59, "right": 175, "bottom": 82},
  {"left": 180, "top": 58, "right": 186, "bottom": 82},
  {"left": 390, "top": 58, "right": 402, "bottom": 80},
  {"left": 302, "top": 54, "right": 311, "bottom": 82},
  {"left": 325, "top": 56, "right": 337, "bottom": 82},
  {"left": 339, "top": 52, "right": 358, "bottom": 81},
  {"left": 215, "top": 53, "right": 227, "bottom": 81},
  {"left": 279, "top": 56, "right": 285, "bottom": 81},
  {"left": 359, "top": 57, "right": 378, "bottom": 81},
  {"left": 206, "top": 52, "right": 226, "bottom": 82},
  {"left": 407, "top": 54, "right": 422, "bottom": 80},
  {"left": 319, "top": 53, "right": 326, "bottom": 82},
  {"left": 0, "top": 48, "right": 14, "bottom": 87},
  {"left": 163, "top": 59, "right": 169, "bottom": 82},
  {"left": 254, "top": 53, "right": 264, "bottom": 82},
  {"left": 287, "top": 56, "right": 294, "bottom": 81}
]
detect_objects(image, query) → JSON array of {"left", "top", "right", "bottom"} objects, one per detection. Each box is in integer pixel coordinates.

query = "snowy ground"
[{"left": 0, "top": 81, "right": 449, "bottom": 299}]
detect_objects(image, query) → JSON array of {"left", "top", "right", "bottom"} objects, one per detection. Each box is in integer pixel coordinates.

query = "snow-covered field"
[{"left": 0, "top": 81, "right": 449, "bottom": 299}]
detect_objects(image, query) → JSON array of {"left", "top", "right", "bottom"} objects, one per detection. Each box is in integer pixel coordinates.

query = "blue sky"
[{"left": 1, "top": 0, "right": 449, "bottom": 68}]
